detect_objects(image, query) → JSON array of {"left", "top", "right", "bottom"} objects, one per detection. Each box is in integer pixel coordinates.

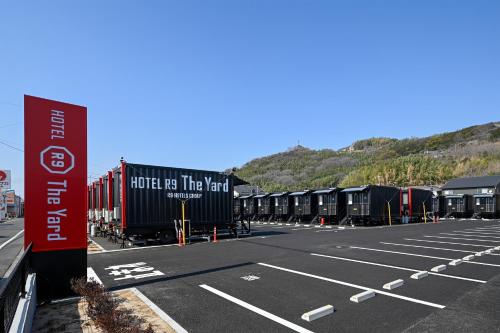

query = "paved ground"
[
  {"left": 88, "top": 219, "right": 500, "bottom": 332},
  {"left": 0, "top": 218, "right": 24, "bottom": 282}
]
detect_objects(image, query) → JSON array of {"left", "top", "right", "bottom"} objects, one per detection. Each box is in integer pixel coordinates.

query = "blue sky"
[{"left": 1, "top": 0, "right": 499, "bottom": 197}]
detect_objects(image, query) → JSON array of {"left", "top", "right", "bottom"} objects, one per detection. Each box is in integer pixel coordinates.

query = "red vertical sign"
[{"left": 24, "top": 95, "right": 87, "bottom": 252}]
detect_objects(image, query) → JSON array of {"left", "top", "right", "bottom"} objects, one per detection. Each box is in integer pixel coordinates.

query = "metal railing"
[{"left": 0, "top": 243, "right": 32, "bottom": 333}]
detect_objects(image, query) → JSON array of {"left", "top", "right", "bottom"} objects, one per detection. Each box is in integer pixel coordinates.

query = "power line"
[{"left": 0, "top": 140, "right": 23, "bottom": 152}]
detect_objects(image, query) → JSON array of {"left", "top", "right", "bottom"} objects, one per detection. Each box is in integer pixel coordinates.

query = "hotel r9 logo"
[{"left": 40, "top": 146, "right": 75, "bottom": 174}]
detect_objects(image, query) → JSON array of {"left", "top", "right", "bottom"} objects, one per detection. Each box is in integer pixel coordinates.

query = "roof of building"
[
  {"left": 313, "top": 188, "right": 338, "bottom": 194},
  {"left": 269, "top": 192, "right": 288, "bottom": 197},
  {"left": 253, "top": 194, "right": 268, "bottom": 198},
  {"left": 289, "top": 191, "right": 310, "bottom": 196},
  {"left": 442, "top": 175, "right": 500, "bottom": 190},
  {"left": 342, "top": 186, "right": 368, "bottom": 193},
  {"left": 239, "top": 195, "right": 253, "bottom": 199}
]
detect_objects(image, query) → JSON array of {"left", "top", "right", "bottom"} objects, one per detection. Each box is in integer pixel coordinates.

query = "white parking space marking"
[
  {"left": 455, "top": 230, "right": 500, "bottom": 236},
  {"left": 311, "top": 253, "right": 486, "bottom": 283},
  {"left": 87, "top": 267, "right": 103, "bottom": 285},
  {"left": 0, "top": 230, "right": 24, "bottom": 251},
  {"left": 424, "top": 236, "right": 500, "bottom": 243},
  {"left": 349, "top": 246, "right": 500, "bottom": 268},
  {"left": 442, "top": 233, "right": 500, "bottom": 239},
  {"left": 199, "top": 284, "right": 315, "bottom": 333},
  {"left": 258, "top": 263, "right": 446, "bottom": 309},
  {"left": 403, "top": 238, "right": 494, "bottom": 248},
  {"left": 105, "top": 262, "right": 164, "bottom": 281},
  {"left": 380, "top": 242, "right": 476, "bottom": 253}
]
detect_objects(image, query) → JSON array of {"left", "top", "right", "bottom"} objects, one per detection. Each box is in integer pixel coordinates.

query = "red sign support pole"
[{"left": 24, "top": 95, "right": 87, "bottom": 301}]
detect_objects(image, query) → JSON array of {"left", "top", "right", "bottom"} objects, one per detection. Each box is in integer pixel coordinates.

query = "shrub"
[{"left": 71, "top": 277, "right": 154, "bottom": 333}]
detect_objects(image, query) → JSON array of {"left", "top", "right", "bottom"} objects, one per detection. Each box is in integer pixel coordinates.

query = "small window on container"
[
  {"left": 348, "top": 194, "right": 353, "bottom": 205},
  {"left": 318, "top": 195, "right": 323, "bottom": 206},
  {"left": 295, "top": 197, "right": 299, "bottom": 206},
  {"left": 258, "top": 199, "right": 262, "bottom": 207},
  {"left": 244, "top": 200, "right": 247, "bottom": 208},
  {"left": 476, "top": 198, "right": 480, "bottom": 206},
  {"left": 448, "top": 199, "right": 452, "bottom": 206},
  {"left": 275, "top": 198, "right": 279, "bottom": 207},
  {"left": 402, "top": 193, "right": 408, "bottom": 205}
]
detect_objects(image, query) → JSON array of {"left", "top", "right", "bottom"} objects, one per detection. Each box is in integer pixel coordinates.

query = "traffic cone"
[
  {"left": 213, "top": 226, "right": 218, "bottom": 243},
  {"left": 178, "top": 229, "right": 183, "bottom": 246},
  {"left": 320, "top": 217, "right": 325, "bottom": 226}
]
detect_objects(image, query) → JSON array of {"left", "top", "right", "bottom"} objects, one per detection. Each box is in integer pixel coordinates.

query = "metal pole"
[
  {"left": 182, "top": 201, "right": 186, "bottom": 245},
  {"left": 387, "top": 201, "right": 392, "bottom": 226},
  {"left": 423, "top": 202, "right": 427, "bottom": 224}
]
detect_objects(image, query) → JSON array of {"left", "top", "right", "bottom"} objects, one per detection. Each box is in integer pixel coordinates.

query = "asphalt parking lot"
[{"left": 88, "top": 219, "right": 500, "bottom": 332}]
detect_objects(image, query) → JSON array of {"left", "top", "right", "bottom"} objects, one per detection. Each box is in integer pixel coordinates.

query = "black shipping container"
[
  {"left": 400, "top": 188, "right": 433, "bottom": 223},
  {"left": 270, "top": 192, "right": 290, "bottom": 221},
  {"left": 255, "top": 194, "right": 273, "bottom": 218},
  {"left": 432, "top": 195, "right": 446, "bottom": 217},
  {"left": 289, "top": 191, "right": 317, "bottom": 222},
  {"left": 240, "top": 195, "right": 256, "bottom": 218},
  {"left": 445, "top": 194, "right": 474, "bottom": 217},
  {"left": 112, "top": 162, "right": 234, "bottom": 240},
  {"left": 233, "top": 197, "right": 242, "bottom": 218},
  {"left": 313, "top": 188, "right": 346, "bottom": 224},
  {"left": 343, "top": 185, "right": 400, "bottom": 225},
  {"left": 473, "top": 194, "right": 500, "bottom": 218}
]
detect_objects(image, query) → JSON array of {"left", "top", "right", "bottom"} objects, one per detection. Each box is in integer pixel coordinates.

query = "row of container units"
[
  {"left": 234, "top": 186, "right": 434, "bottom": 225},
  {"left": 88, "top": 161, "right": 239, "bottom": 242},
  {"left": 439, "top": 175, "right": 500, "bottom": 218}
]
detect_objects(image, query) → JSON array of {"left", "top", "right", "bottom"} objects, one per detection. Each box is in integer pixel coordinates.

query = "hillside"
[{"left": 234, "top": 122, "right": 500, "bottom": 192}]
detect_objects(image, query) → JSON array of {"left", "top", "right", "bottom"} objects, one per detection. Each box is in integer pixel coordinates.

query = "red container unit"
[
  {"left": 400, "top": 187, "right": 433, "bottom": 223},
  {"left": 102, "top": 171, "right": 114, "bottom": 222}
]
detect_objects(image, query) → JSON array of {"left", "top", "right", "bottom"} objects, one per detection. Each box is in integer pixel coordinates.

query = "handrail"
[{"left": 0, "top": 243, "right": 33, "bottom": 333}]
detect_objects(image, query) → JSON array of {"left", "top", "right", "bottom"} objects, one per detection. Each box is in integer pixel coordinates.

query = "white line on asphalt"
[
  {"left": 258, "top": 263, "right": 445, "bottom": 309},
  {"left": 88, "top": 238, "right": 107, "bottom": 252},
  {"left": 452, "top": 231, "right": 500, "bottom": 236},
  {"left": 403, "top": 238, "right": 494, "bottom": 248},
  {"left": 424, "top": 236, "right": 500, "bottom": 243},
  {"left": 131, "top": 288, "right": 189, "bottom": 333},
  {"left": 441, "top": 233, "right": 500, "bottom": 240},
  {"left": 463, "top": 229, "right": 500, "bottom": 233},
  {"left": 350, "top": 246, "right": 500, "bottom": 268},
  {"left": 380, "top": 242, "right": 475, "bottom": 253},
  {"left": 88, "top": 243, "right": 179, "bottom": 254},
  {"left": 451, "top": 232, "right": 500, "bottom": 239},
  {"left": 0, "top": 230, "right": 24, "bottom": 251},
  {"left": 199, "top": 284, "right": 315, "bottom": 333},
  {"left": 310, "top": 253, "right": 485, "bottom": 283},
  {"left": 87, "top": 267, "right": 103, "bottom": 285},
  {"left": 315, "top": 230, "right": 336, "bottom": 233}
]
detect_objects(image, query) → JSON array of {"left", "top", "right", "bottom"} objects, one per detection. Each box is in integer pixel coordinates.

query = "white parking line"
[
  {"left": 258, "top": 263, "right": 445, "bottom": 309},
  {"left": 404, "top": 238, "right": 494, "bottom": 248},
  {"left": 0, "top": 230, "right": 24, "bottom": 251},
  {"left": 88, "top": 242, "right": 179, "bottom": 255},
  {"left": 199, "top": 284, "right": 315, "bottom": 333},
  {"left": 380, "top": 242, "right": 475, "bottom": 254},
  {"left": 464, "top": 229, "right": 500, "bottom": 233},
  {"left": 311, "top": 253, "right": 485, "bottom": 283},
  {"left": 452, "top": 231, "right": 500, "bottom": 236},
  {"left": 87, "top": 267, "right": 103, "bottom": 285},
  {"left": 350, "top": 246, "right": 500, "bottom": 268},
  {"left": 439, "top": 233, "right": 500, "bottom": 240},
  {"left": 88, "top": 238, "right": 107, "bottom": 252},
  {"left": 424, "top": 236, "right": 500, "bottom": 243}
]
